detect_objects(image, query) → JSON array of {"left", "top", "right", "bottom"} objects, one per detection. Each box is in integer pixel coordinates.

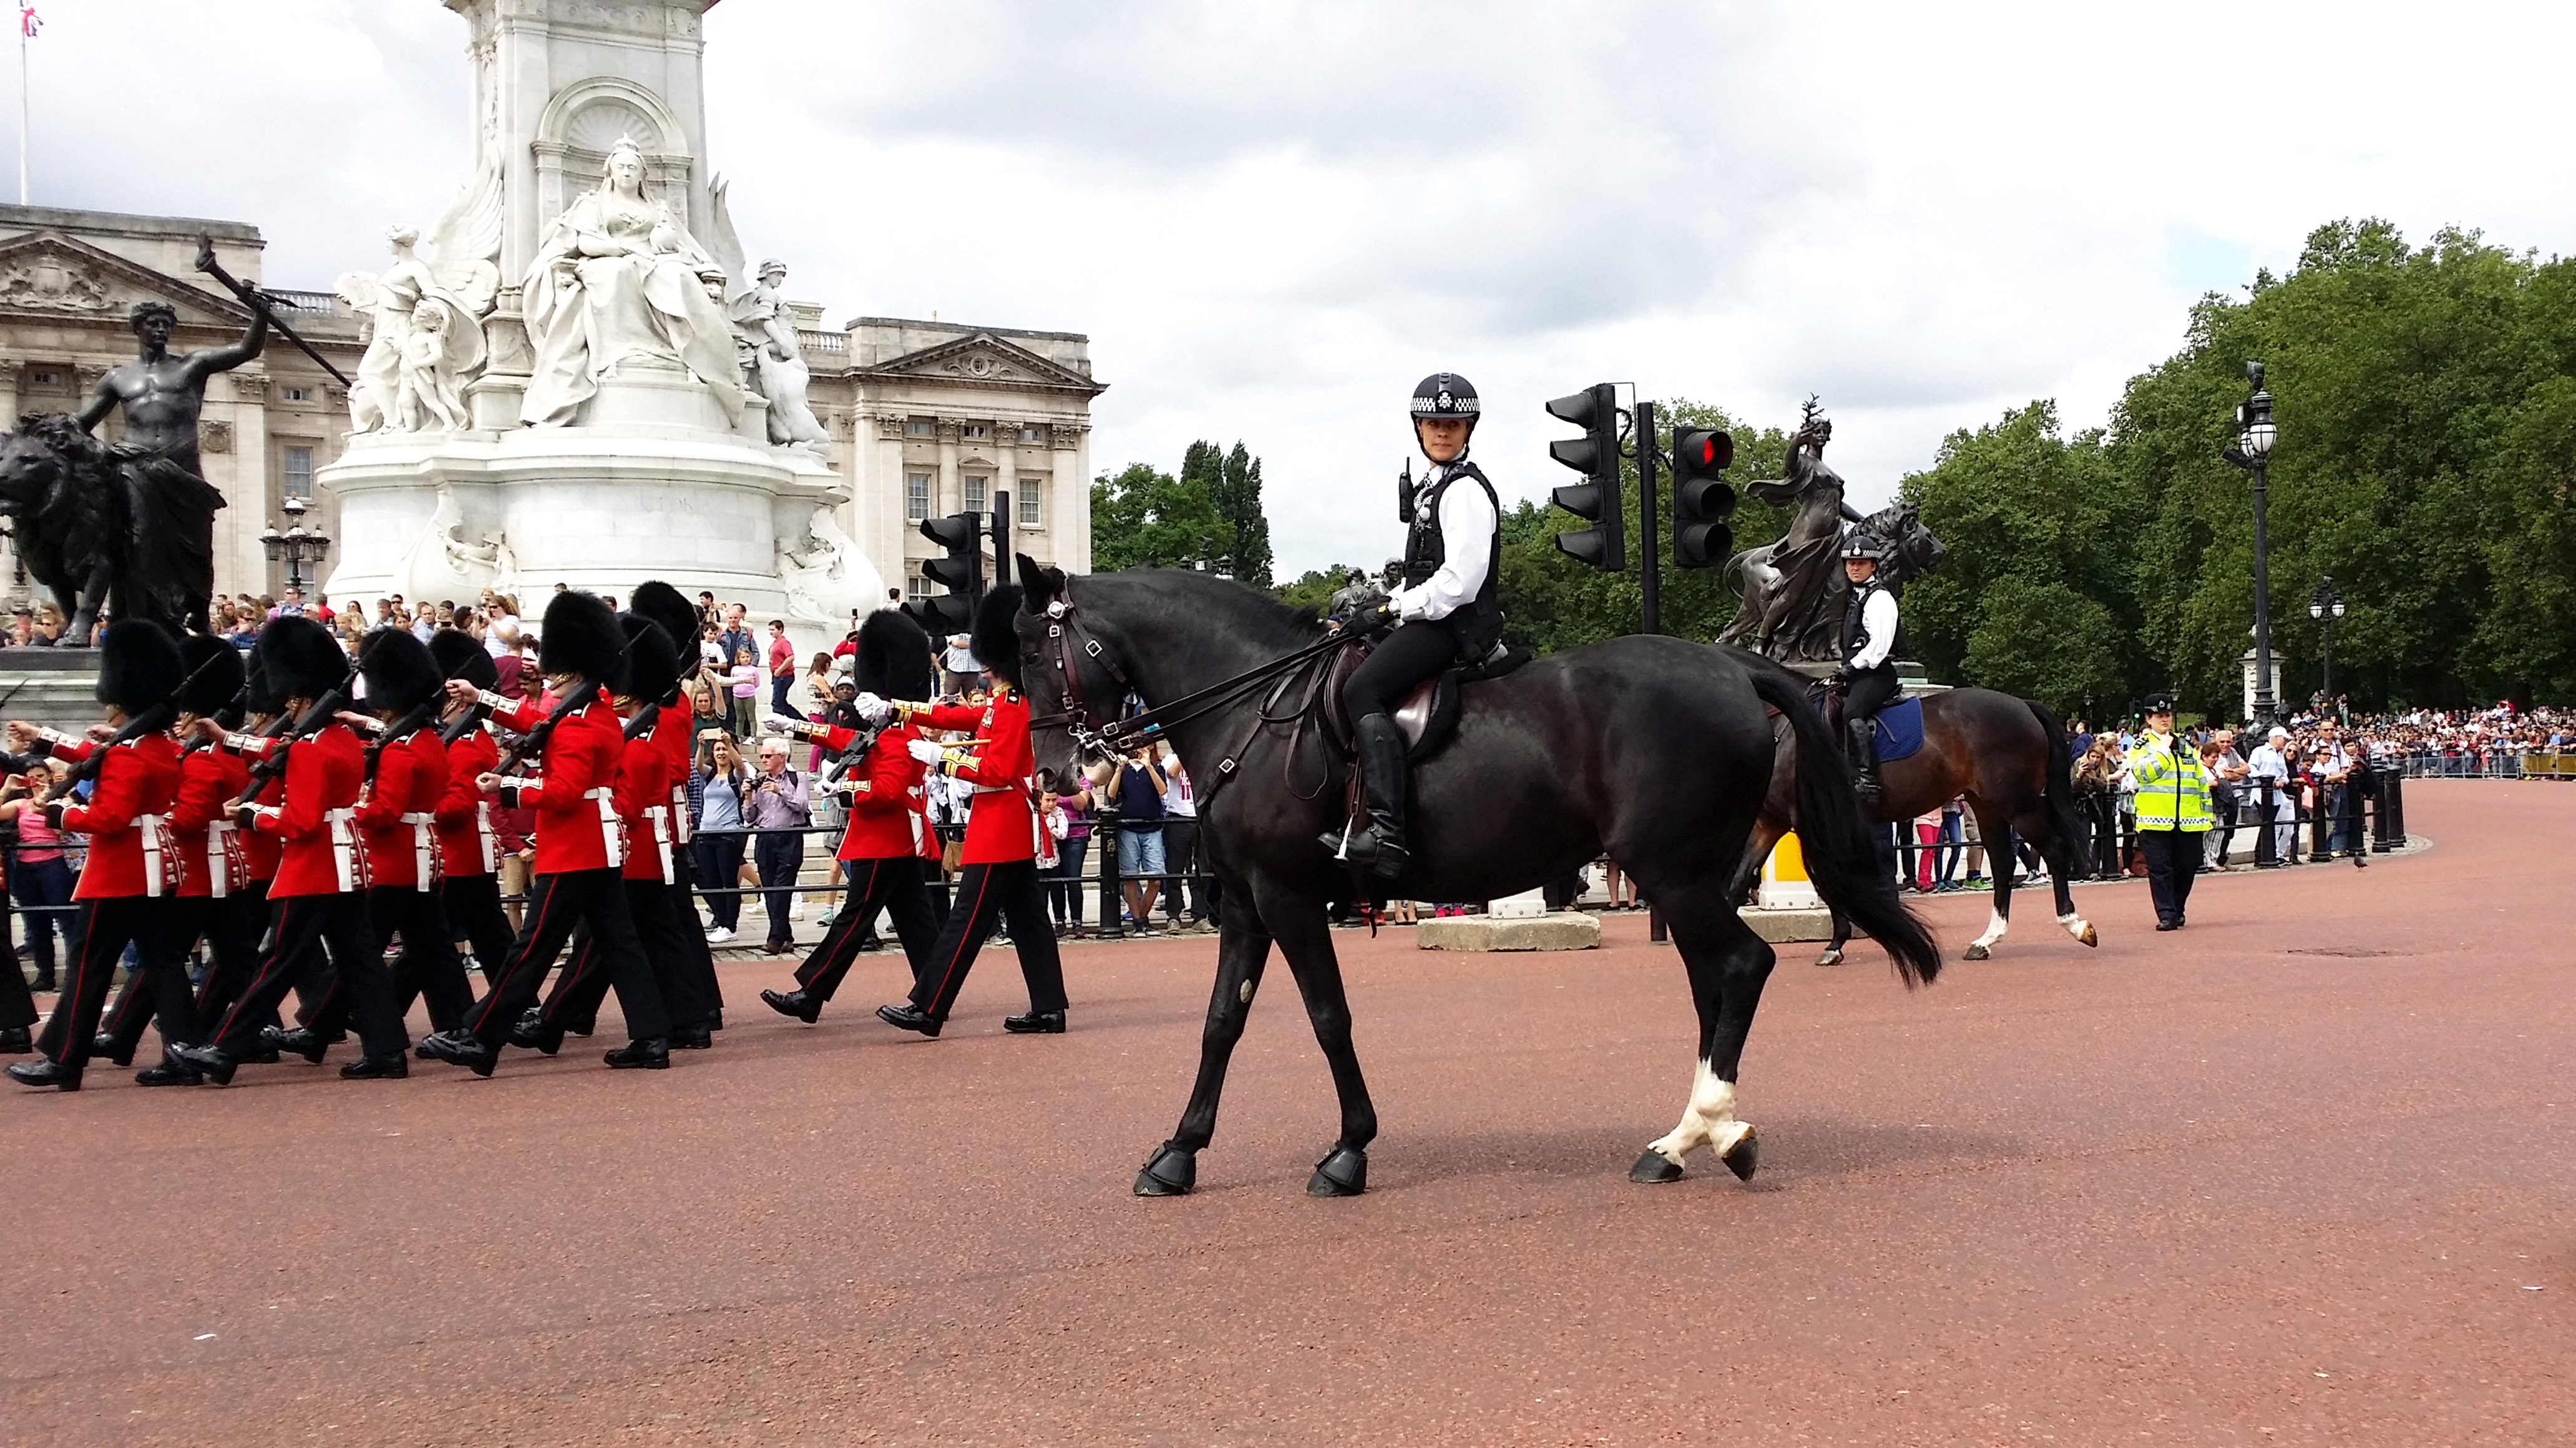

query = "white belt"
[
  {"left": 669, "top": 783, "right": 691, "bottom": 846},
  {"left": 644, "top": 804, "right": 674, "bottom": 884},
  {"left": 401, "top": 811, "right": 437, "bottom": 892},
  {"left": 587, "top": 787, "right": 623, "bottom": 868},
  {"left": 475, "top": 800, "right": 497, "bottom": 874},
  {"left": 207, "top": 819, "right": 240, "bottom": 899},
  {"left": 326, "top": 807, "right": 362, "bottom": 892},
  {"left": 139, "top": 814, "right": 173, "bottom": 898}
]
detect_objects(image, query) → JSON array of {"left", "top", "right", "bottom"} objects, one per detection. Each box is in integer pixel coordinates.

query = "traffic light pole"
[
  {"left": 1636, "top": 397, "right": 1660, "bottom": 636},
  {"left": 992, "top": 489, "right": 1011, "bottom": 596}
]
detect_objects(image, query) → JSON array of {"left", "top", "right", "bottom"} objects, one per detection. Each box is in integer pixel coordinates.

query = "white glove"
[
  {"left": 851, "top": 691, "right": 892, "bottom": 724},
  {"left": 760, "top": 715, "right": 796, "bottom": 736},
  {"left": 905, "top": 737, "right": 944, "bottom": 765}
]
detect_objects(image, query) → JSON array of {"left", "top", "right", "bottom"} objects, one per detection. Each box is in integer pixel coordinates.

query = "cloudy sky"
[{"left": 17, "top": 1, "right": 2575, "bottom": 575}]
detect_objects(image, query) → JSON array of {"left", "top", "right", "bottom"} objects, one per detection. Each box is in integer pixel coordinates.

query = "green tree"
[
  {"left": 1213, "top": 442, "right": 1275, "bottom": 586},
  {"left": 1090, "top": 461, "right": 1227, "bottom": 572}
]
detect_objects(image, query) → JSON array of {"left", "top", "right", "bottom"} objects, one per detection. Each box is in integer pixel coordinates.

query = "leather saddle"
[{"left": 1324, "top": 638, "right": 1531, "bottom": 763}]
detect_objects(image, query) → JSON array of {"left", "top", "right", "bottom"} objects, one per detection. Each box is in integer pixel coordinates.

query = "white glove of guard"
[
  {"left": 905, "top": 737, "right": 944, "bottom": 765},
  {"left": 851, "top": 691, "right": 893, "bottom": 724},
  {"left": 760, "top": 715, "right": 796, "bottom": 736}
]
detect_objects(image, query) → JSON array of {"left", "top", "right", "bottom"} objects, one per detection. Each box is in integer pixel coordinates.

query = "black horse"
[
  {"left": 1731, "top": 686, "right": 2096, "bottom": 964},
  {"left": 1002, "top": 557, "right": 1940, "bottom": 1195},
  {"left": 0, "top": 412, "right": 224, "bottom": 640}
]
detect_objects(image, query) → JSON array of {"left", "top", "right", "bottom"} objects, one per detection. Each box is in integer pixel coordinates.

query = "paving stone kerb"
[{"left": 1415, "top": 911, "right": 1602, "bottom": 951}]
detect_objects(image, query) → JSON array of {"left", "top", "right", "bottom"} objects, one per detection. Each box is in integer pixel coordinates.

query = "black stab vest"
[
  {"left": 1401, "top": 459, "right": 1505, "bottom": 660},
  {"left": 1840, "top": 576, "right": 1906, "bottom": 669}
]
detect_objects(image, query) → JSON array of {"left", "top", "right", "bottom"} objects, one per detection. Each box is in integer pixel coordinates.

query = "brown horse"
[{"left": 1730, "top": 680, "right": 2098, "bottom": 963}]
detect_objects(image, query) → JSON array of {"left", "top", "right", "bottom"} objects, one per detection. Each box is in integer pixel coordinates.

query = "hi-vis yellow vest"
[{"left": 2130, "top": 733, "right": 2214, "bottom": 832}]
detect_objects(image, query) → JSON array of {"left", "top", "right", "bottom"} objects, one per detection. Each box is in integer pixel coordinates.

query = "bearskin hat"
[
  {"left": 627, "top": 581, "right": 700, "bottom": 670},
  {"left": 970, "top": 585, "right": 1026, "bottom": 689},
  {"left": 537, "top": 590, "right": 625, "bottom": 686},
  {"left": 241, "top": 651, "right": 283, "bottom": 721},
  {"left": 853, "top": 608, "right": 936, "bottom": 703},
  {"left": 94, "top": 619, "right": 185, "bottom": 714},
  {"left": 358, "top": 626, "right": 444, "bottom": 716},
  {"left": 249, "top": 616, "right": 348, "bottom": 705},
  {"left": 173, "top": 633, "right": 245, "bottom": 719},
  {"left": 426, "top": 626, "right": 499, "bottom": 692},
  {"left": 618, "top": 614, "right": 683, "bottom": 707}
]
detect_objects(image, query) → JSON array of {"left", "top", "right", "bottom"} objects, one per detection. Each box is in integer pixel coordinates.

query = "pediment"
[
  {"left": 0, "top": 231, "right": 249, "bottom": 326},
  {"left": 866, "top": 331, "right": 1101, "bottom": 393}
]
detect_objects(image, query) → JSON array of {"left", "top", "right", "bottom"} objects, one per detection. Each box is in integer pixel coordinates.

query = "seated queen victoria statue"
[{"left": 519, "top": 137, "right": 746, "bottom": 428}]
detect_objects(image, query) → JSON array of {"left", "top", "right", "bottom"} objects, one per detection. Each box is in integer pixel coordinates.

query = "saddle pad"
[{"left": 1871, "top": 696, "right": 1926, "bottom": 762}]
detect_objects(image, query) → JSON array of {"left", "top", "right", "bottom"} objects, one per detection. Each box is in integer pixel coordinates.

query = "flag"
[{"left": 18, "top": 6, "right": 37, "bottom": 39}]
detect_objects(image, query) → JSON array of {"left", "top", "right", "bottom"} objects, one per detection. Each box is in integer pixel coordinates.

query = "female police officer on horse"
[{"left": 1320, "top": 373, "right": 1503, "bottom": 880}]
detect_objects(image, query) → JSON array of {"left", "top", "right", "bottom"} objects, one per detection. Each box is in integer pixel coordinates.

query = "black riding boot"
[
  {"left": 1847, "top": 716, "right": 1883, "bottom": 805},
  {"left": 1320, "top": 714, "right": 1410, "bottom": 881}
]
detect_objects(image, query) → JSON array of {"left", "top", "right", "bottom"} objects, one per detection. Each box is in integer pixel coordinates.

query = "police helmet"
[
  {"left": 1410, "top": 373, "right": 1480, "bottom": 425},
  {"left": 1839, "top": 533, "right": 1886, "bottom": 561},
  {"left": 2142, "top": 692, "right": 2178, "bottom": 716}
]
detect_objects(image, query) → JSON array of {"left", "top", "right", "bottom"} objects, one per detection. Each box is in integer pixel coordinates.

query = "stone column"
[
  {"left": 223, "top": 371, "right": 272, "bottom": 601},
  {"left": 993, "top": 433, "right": 1020, "bottom": 539},
  {"left": 1055, "top": 422, "right": 1091, "bottom": 573},
  {"left": 936, "top": 418, "right": 961, "bottom": 514}
]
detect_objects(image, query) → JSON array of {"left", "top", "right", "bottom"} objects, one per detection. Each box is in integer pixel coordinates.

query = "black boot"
[
  {"left": 1318, "top": 713, "right": 1410, "bottom": 882},
  {"left": 603, "top": 1037, "right": 670, "bottom": 1069},
  {"left": 0, "top": 1026, "right": 29, "bottom": 1054},
  {"left": 6, "top": 1057, "right": 80, "bottom": 1091},
  {"left": 1847, "top": 717, "right": 1883, "bottom": 806},
  {"left": 761, "top": 988, "right": 822, "bottom": 1024}
]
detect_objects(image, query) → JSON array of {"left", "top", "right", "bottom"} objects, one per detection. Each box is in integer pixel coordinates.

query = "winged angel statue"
[{"left": 335, "top": 162, "right": 502, "bottom": 435}]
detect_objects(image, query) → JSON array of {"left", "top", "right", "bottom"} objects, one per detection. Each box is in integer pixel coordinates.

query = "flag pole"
[{"left": 16, "top": 8, "right": 27, "bottom": 207}]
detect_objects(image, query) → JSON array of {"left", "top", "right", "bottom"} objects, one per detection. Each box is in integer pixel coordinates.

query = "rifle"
[
  {"left": 490, "top": 678, "right": 607, "bottom": 781},
  {"left": 362, "top": 699, "right": 445, "bottom": 786},
  {"left": 240, "top": 671, "right": 359, "bottom": 802},
  {"left": 193, "top": 235, "right": 353, "bottom": 388},
  {"left": 36, "top": 642, "right": 238, "bottom": 804}
]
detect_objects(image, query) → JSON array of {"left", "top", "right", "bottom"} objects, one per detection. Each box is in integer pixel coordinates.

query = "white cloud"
[{"left": 19, "top": 1, "right": 2575, "bottom": 575}]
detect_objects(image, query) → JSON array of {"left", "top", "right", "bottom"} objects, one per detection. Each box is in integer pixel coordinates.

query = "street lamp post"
[
  {"left": 2308, "top": 575, "right": 2346, "bottom": 711},
  {"left": 259, "top": 495, "right": 332, "bottom": 598},
  {"left": 2222, "top": 362, "right": 2278, "bottom": 729}
]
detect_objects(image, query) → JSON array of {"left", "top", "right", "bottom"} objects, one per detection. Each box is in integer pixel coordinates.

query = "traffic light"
[
  {"left": 1545, "top": 382, "right": 1624, "bottom": 572},
  {"left": 917, "top": 511, "right": 983, "bottom": 633},
  {"left": 1669, "top": 426, "right": 1737, "bottom": 568}
]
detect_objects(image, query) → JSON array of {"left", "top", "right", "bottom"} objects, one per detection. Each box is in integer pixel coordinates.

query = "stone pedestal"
[
  {"left": 1415, "top": 911, "right": 1601, "bottom": 952},
  {"left": 0, "top": 648, "right": 108, "bottom": 734}
]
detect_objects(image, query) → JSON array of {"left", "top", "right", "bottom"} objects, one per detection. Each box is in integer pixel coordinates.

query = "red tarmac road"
[{"left": 2, "top": 779, "right": 2569, "bottom": 1446}]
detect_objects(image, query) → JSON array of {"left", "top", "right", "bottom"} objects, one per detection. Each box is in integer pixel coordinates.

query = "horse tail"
[
  {"left": 1745, "top": 664, "right": 1942, "bottom": 987},
  {"left": 2025, "top": 698, "right": 2091, "bottom": 877}
]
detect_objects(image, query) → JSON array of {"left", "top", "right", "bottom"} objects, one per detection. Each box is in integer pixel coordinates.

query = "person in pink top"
[{"left": 726, "top": 646, "right": 760, "bottom": 739}]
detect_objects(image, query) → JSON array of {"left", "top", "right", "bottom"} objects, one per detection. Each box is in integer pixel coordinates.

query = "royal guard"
[
  {"left": 426, "top": 628, "right": 515, "bottom": 984},
  {"left": 760, "top": 608, "right": 942, "bottom": 1024},
  {"left": 627, "top": 581, "right": 726, "bottom": 1031},
  {"left": 89, "top": 633, "right": 261, "bottom": 1082},
  {"left": 520, "top": 611, "right": 720, "bottom": 1052},
  {"left": 174, "top": 618, "right": 409, "bottom": 1084},
  {"left": 419, "top": 590, "right": 677, "bottom": 1074},
  {"left": 6, "top": 621, "right": 195, "bottom": 1091},
  {"left": 871, "top": 587, "right": 1069, "bottom": 1039}
]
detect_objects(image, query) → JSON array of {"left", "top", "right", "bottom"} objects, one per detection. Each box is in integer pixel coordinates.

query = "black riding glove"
[{"left": 1831, "top": 666, "right": 1855, "bottom": 689}]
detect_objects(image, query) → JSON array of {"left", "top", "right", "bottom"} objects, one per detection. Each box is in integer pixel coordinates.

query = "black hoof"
[
  {"left": 1134, "top": 1142, "right": 1196, "bottom": 1197},
  {"left": 1306, "top": 1145, "right": 1367, "bottom": 1197},
  {"left": 1630, "top": 1149, "right": 1686, "bottom": 1184},
  {"left": 1719, "top": 1126, "right": 1760, "bottom": 1182},
  {"left": 1963, "top": 943, "right": 1991, "bottom": 961}
]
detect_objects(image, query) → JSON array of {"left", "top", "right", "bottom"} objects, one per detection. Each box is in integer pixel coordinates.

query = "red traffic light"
[{"left": 1671, "top": 427, "right": 1734, "bottom": 478}]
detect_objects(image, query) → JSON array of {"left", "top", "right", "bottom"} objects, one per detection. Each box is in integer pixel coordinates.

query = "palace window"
[
  {"left": 27, "top": 369, "right": 61, "bottom": 387},
  {"left": 904, "top": 417, "right": 935, "bottom": 437},
  {"left": 281, "top": 386, "right": 311, "bottom": 402},
  {"left": 282, "top": 445, "right": 314, "bottom": 500},
  {"left": 964, "top": 474, "right": 990, "bottom": 514},
  {"left": 904, "top": 471, "right": 931, "bottom": 522},
  {"left": 906, "top": 573, "right": 933, "bottom": 603},
  {"left": 960, "top": 424, "right": 989, "bottom": 441},
  {"left": 1018, "top": 426, "right": 1046, "bottom": 445},
  {"left": 1017, "top": 478, "right": 1043, "bottom": 528}
]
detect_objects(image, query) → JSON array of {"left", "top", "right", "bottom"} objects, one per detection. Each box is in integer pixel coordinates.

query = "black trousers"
[
  {"left": 1343, "top": 618, "right": 1457, "bottom": 719},
  {"left": 754, "top": 831, "right": 804, "bottom": 946},
  {"left": 211, "top": 891, "right": 402, "bottom": 1059},
  {"left": 35, "top": 897, "right": 195, "bottom": 1069},
  {"left": 795, "top": 855, "right": 939, "bottom": 1003},
  {"left": 463, "top": 868, "right": 669, "bottom": 1047},
  {"left": 442, "top": 873, "right": 517, "bottom": 986},
  {"left": 2139, "top": 828, "right": 2204, "bottom": 925},
  {"left": 1845, "top": 664, "right": 1900, "bottom": 732},
  {"left": 540, "top": 877, "right": 713, "bottom": 1036},
  {"left": 666, "top": 848, "right": 724, "bottom": 1016},
  {"left": 1161, "top": 819, "right": 1201, "bottom": 921},
  {"left": 101, "top": 892, "right": 270, "bottom": 1061},
  {"left": 0, "top": 910, "right": 33, "bottom": 1033},
  {"left": 301, "top": 885, "right": 477, "bottom": 1039},
  {"left": 694, "top": 833, "right": 744, "bottom": 931},
  {"left": 909, "top": 860, "right": 1066, "bottom": 1022}
]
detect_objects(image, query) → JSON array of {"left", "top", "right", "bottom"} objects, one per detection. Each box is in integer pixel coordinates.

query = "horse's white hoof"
[{"left": 1815, "top": 948, "right": 1844, "bottom": 968}]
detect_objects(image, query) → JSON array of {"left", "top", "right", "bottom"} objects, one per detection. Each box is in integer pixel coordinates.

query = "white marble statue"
[
  {"left": 734, "top": 260, "right": 832, "bottom": 457},
  {"left": 776, "top": 505, "right": 886, "bottom": 626},
  {"left": 395, "top": 293, "right": 485, "bottom": 432},
  {"left": 519, "top": 137, "right": 745, "bottom": 428},
  {"left": 334, "top": 168, "right": 502, "bottom": 436},
  {"left": 389, "top": 483, "right": 514, "bottom": 603}
]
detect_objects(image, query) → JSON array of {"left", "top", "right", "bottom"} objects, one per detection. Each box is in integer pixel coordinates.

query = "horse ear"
[{"left": 1017, "top": 553, "right": 1064, "bottom": 606}]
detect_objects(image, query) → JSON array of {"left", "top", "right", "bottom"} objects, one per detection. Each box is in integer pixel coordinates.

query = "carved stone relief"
[
  {"left": 0, "top": 249, "right": 112, "bottom": 313},
  {"left": 200, "top": 420, "right": 233, "bottom": 454}
]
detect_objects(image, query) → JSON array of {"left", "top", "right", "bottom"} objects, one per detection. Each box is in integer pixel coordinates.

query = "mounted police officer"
[
  {"left": 1833, "top": 533, "right": 1903, "bottom": 804},
  {"left": 1322, "top": 372, "right": 1503, "bottom": 880}
]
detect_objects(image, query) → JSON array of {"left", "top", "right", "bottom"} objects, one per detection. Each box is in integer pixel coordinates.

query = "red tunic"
[
  {"left": 60, "top": 734, "right": 182, "bottom": 900},
  {"left": 246, "top": 725, "right": 366, "bottom": 899},
  {"left": 492, "top": 692, "right": 624, "bottom": 875},
  {"left": 648, "top": 705, "right": 695, "bottom": 850},
  {"left": 910, "top": 691, "right": 1039, "bottom": 865},
  {"left": 436, "top": 726, "right": 500, "bottom": 878},
  {"left": 613, "top": 726, "right": 674, "bottom": 883},
  {"left": 355, "top": 727, "right": 447, "bottom": 892},
  {"left": 168, "top": 746, "right": 251, "bottom": 898},
  {"left": 809, "top": 719, "right": 935, "bottom": 862}
]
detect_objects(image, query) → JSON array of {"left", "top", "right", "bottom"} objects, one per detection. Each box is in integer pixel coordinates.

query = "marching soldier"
[
  {"left": 759, "top": 608, "right": 942, "bottom": 1024},
  {"left": 2129, "top": 693, "right": 2214, "bottom": 931},
  {"left": 871, "top": 588, "right": 1068, "bottom": 1038},
  {"left": 1833, "top": 533, "right": 1903, "bottom": 805},
  {"left": 627, "top": 581, "right": 728, "bottom": 1033},
  {"left": 6, "top": 621, "right": 195, "bottom": 1091},
  {"left": 426, "top": 628, "right": 517, "bottom": 984},
  {"left": 173, "top": 618, "right": 409, "bottom": 1084},
  {"left": 419, "top": 590, "right": 676, "bottom": 1074}
]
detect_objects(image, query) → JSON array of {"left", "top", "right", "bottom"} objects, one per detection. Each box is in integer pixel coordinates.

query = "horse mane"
[{"left": 1083, "top": 568, "right": 1327, "bottom": 649}]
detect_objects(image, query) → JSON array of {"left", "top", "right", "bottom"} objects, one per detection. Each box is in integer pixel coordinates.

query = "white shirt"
[
  {"left": 1848, "top": 588, "right": 1900, "bottom": 670},
  {"left": 1391, "top": 463, "right": 1496, "bottom": 623},
  {"left": 2248, "top": 744, "right": 2290, "bottom": 782}
]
